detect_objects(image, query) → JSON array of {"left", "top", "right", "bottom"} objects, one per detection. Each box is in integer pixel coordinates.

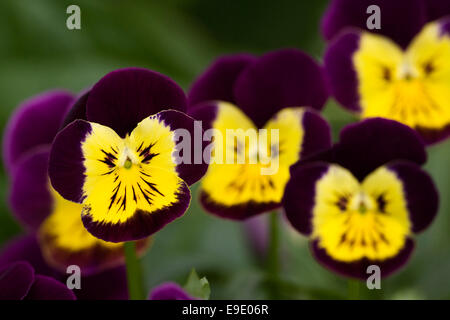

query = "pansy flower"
[
  {"left": 3, "top": 90, "right": 149, "bottom": 274},
  {"left": 0, "top": 261, "right": 76, "bottom": 300},
  {"left": 188, "top": 49, "right": 331, "bottom": 219},
  {"left": 48, "top": 68, "right": 208, "bottom": 242},
  {"left": 322, "top": 0, "right": 450, "bottom": 144},
  {"left": 283, "top": 118, "right": 439, "bottom": 278},
  {"left": 0, "top": 235, "right": 129, "bottom": 300}
]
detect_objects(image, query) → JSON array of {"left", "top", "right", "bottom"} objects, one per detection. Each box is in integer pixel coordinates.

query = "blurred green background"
[{"left": 1, "top": 0, "right": 449, "bottom": 299}]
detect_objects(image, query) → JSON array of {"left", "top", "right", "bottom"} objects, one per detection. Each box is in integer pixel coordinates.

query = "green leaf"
[{"left": 183, "top": 269, "right": 210, "bottom": 300}]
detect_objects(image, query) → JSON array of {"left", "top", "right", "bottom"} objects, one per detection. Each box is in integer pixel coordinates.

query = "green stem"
[
  {"left": 266, "top": 211, "right": 280, "bottom": 299},
  {"left": 124, "top": 241, "right": 145, "bottom": 300},
  {"left": 347, "top": 279, "right": 360, "bottom": 300}
]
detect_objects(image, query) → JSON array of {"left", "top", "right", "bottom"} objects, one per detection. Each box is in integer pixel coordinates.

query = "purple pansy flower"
[
  {"left": 0, "top": 235, "right": 128, "bottom": 300},
  {"left": 283, "top": 118, "right": 439, "bottom": 279},
  {"left": 322, "top": 0, "right": 450, "bottom": 144},
  {"left": 148, "top": 282, "right": 194, "bottom": 300},
  {"left": 187, "top": 49, "right": 331, "bottom": 220},
  {"left": 3, "top": 90, "right": 150, "bottom": 274},
  {"left": 0, "top": 261, "right": 76, "bottom": 300},
  {"left": 47, "top": 68, "right": 208, "bottom": 242}
]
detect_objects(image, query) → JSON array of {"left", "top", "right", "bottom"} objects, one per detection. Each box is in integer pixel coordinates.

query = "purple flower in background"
[
  {"left": 149, "top": 282, "right": 194, "bottom": 300},
  {"left": 283, "top": 118, "right": 439, "bottom": 279},
  {"left": 48, "top": 68, "right": 208, "bottom": 242},
  {"left": 322, "top": 0, "right": 450, "bottom": 144},
  {"left": 187, "top": 49, "right": 331, "bottom": 220},
  {"left": 3, "top": 90, "right": 150, "bottom": 275},
  {"left": 0, "top": 235, "right": 129, "bottom": 300},
  {"left": 0, "top": 261, "right": 75, "bottom": 300}
]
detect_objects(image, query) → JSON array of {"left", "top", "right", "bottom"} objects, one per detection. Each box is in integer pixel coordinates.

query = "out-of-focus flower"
[
  {"left": 0, "top": 261, "right": 76, "bottom": 300},
  {"left": 48, "top": 68, "right": 208, "bottom": 242},
  {"left": 0, "top": 235, "right": 128, "bottom": 300},
  {"left": 322, "top": 0, "right": 450, "bottom": 144},
  {"left": 148, "top": 282, "right": 194, "bottom": 300},
  {"left": 188, "top": 49, "right": 331, "bottom": 220},
  {"left": 3, "top": 90, "right": 149, "bottom": 274},
  {"left": 283, "top": 118, "right": 439, "bottom": 279}
]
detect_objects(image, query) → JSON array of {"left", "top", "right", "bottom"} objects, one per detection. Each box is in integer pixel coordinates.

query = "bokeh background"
[{"left": 1, "top": 0, "right": 449, "bottom": 299}]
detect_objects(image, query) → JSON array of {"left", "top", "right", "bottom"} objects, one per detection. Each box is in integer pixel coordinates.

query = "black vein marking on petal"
[
  {"left": 139, "top": 142, "right": 160, "bottom": 164},
  {"left": 117, "top": 187, "right": 127, "bottom": 212},
  {"left": 336, "top": 196, "right": 349, "bottom": 211},
  {"left": 140, "top": 177, "right": 164, "bottom": 197},
  {"left": 136, "top": 182, "right": 153, "bottom": 206},
  {"left": 132, "top": 186, "right": 137, "bottom": 203},
  {"left": 109, "top": 182, "right": 121, "bottom": 210},
  {"left": 99, "top": 148, "right": 118, "bottom": 168},
  {"left": 376, "top": 193, "right": 387, "bottom": 213}
]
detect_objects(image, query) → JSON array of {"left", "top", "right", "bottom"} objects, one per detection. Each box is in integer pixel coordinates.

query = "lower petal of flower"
[{"left": 312, "top": 165, "right": 411, "bottom": 262}]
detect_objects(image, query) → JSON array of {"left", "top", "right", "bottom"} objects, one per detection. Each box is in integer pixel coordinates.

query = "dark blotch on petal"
[
  {"left": 387, "top": 161, "right": 439, "bottom": 233},
  {"left": 49, "top": 120, "right": 92, "bottom": 203},
  {"left": 86, "top": 68, "right": 187, "bottom": 138},
  {"left": 321, "top": 0, "right": 427, "bottom": 48},
  {"left": 234, "top": 49, "right": 329, "bottom": 128},
  {"left": 311, "top": 238, "right": 415, "bottom": 279},
  {"left": 9, "top": 148, "right": 53, "bottom": 230},
  {"left": 283, "top": 162, "right": 331, "bottom": 236},
  {"left": 149, "top": 282, "right": 194, "bottom": 300},
  {"left": 188, "top": 54, "right": 256, "bottom": 108}
]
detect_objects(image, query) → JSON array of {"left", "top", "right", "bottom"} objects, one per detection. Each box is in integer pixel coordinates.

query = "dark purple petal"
[
  {"left": 321, "top": 0, "right": 427, "bottom": 48},
  {"left": 200, "top": 190, "right": 281, "bottom": 221},
  {"left": 149, "top": 282, "right": 194, "bottom": 300},
  {"left": 324, "top": 31, "right": 362, "bottom": 112},
  {"left": 308, "top": 118, "right": 427, "bottom": 181},
  {"left": 188, "top": 54, "right": 257, "bottom": 107},
  {"left": 49, "top": 120, "right": 92, "bottom": 203},
  {"left": 86, "top": 68, "right": 187, "bottom": 138},
  {"left": 0, "top": 261, "right": 34, "bottom": 300},
  {"left": 3, "top": 90, "right": 74, "bottom": 172},
  {"left": 234, "top": 49, "right": 329, "bottom": 128},
  {"left": 154, "top": 110, "right": 209, "bottom": 185},
  {"left": 426, "top": 0, "right": 450, "bottom": 22},
  {"left": 283, "top": 162, "right": 331, "bottom": 236},
  {"left": 311, "top": 238, "right": 415, "bottom": 279},
  {"left": 60, "top": 90, "right": 90, "bottom": 129},
  {"left": 82, "top": 182, "right": 191, "bottom": 242},
  {"left": 9, "top": 147, "right": 52, "bottom": 230},
  {"left": 300, "top": 109, "right": 332, "bottom": 159},
  {"left": 187, "top": 102, "right": 220, "bottom": 131},
  {"left": 73, "top": 266, "right": 128, "bottom": 300},
  {"left": 24, "top": 275, "right": 76, "bottom": 300},
  {"left": 387, "top": 161, "right": 439, "bottom": 234},
  {"left": 416, "top": 125, "right": 450, "bottom": 145}
]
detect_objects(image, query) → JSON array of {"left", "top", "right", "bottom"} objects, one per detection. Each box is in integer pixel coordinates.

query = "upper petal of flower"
[
  {"left": 84, "top": 68, "right": 187, "bottom": 138},
  {"left": 425, "top": 0, "right": 450, "bottom": 22},
  {"left": 233, "top": 49, "right": 329, "bottom": 128},
  {"left": 321, "top": 0, "right": 427, "bottom": 48},
  {"left": 24, "top": 275, "right": 76, "bottom": 300},
  {"left": 3, "top": 90, "right": 74, "bottom": 173},
  {"left": 188, "top": 54, "right": 257, "bottom": 107},
  {"left": 296, "top": 118, "right": 426, "bottom": 181}
]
